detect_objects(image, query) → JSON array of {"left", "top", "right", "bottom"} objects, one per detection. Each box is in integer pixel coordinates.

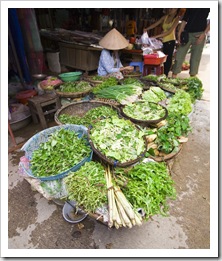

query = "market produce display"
[
  {"left": 89, "top": 115, "right": 146, "bottom": 165},
  {"left": 30, "top": 128, "right": 92, "bottom": 178},
  {"left": 21, "top": 72, "right": 204, "bottom": 228}
]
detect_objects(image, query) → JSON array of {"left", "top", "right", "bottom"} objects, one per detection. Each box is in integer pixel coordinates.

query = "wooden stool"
[
  {"left": 28, "top": 93, "right": 61, "bottom": 129},
  {"left": 143, "top": 63, "right": 164, "bottom": 76}
]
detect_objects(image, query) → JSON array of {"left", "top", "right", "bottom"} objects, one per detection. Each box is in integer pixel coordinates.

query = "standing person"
[
  {"left": 144, "top": 8, "right": 181, "bottom": 77},
  {"left": 97, "top": 28, "right": 133, "bottom": 80},
  {"left": 125, "top": 14, "right": 137, "bottom": 37},
  {"left": 172, "top": 8, "right": 210, "bottom": 78}
]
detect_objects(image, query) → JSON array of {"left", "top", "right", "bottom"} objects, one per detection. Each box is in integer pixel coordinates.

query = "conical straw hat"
[{"left": 99, "top": 28, "right": 129, "bottom": 50}]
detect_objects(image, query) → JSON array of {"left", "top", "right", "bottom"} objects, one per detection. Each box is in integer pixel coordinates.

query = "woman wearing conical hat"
[{"left": 97, "top": 28, "right": 133, "bottom": 79}]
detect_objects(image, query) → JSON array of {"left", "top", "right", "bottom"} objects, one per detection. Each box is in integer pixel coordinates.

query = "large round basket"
[
  {"left": 87, "top": 121, "right": 147, "bottom": 168},
  {"left": 20, "top": 124, "right": 93, "bottom": 181},
  {"left": 54, "top": 81, "right": 93, "bottom": 98},
  {"left": 119, "top": 101, "right": 168, "bottom": 127},
  {"left": 54, "top": 100, "right": 120, "bottom": 126}
]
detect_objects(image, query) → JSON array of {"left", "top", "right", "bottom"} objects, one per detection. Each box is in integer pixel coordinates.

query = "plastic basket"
[
  {"left": 143, "top": 54, "right": 167, "bottom": 65},
  {"left": 20, "top": 124, "right": 93, "bottom": 181}
]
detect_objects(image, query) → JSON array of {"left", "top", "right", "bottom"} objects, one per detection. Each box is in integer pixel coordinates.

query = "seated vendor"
[{"left": 97, "top": 28, "right": 133, "bottom": 80}]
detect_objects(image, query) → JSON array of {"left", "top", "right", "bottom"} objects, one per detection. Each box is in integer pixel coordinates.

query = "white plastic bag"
[{"left": 141, "top": 32, "right": 153, "bottom": 45}]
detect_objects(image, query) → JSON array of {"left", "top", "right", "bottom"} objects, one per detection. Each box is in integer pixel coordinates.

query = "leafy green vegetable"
[
  {"left": 114, "top": 161, "right": 177, "bottom": 220},
  {"left": 90, "top": 116, "right": 146, "bottom": 163},
  {"left": 121, "top": 77, "right": 144, "bottom": 87},
  {"left": 93, "top": 84, "right": 143, "bottom": 104},
  {"left": 122, "top": 101, "right": 166, "bottom": 121},
  {"left": 59, "top": 81, "right": 92, "bottom": 93},
  {"left": 64, "top": 161, "right": 107, "bottom": 212},
  {"left": 155, "top": 114, "right": 192, "bottom": 154},
  {"left": 92, "top": 77, "right": 118, "bottom": 93},
  {"left": 59, "top": 105, "right": 119, "bottom": 127},
  {"left": 167, "top": 89, "right": 192, "bottom": 116},
  {"left": 30, "top": 129, "right": 91, "bottom": 177},
  {"left": 142, "top": 87, "right": 166, "bottom": 102}
]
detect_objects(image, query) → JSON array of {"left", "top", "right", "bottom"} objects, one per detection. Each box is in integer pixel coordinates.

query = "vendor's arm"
[{"left": 196, "top": 21, "right": 210, "bottom": 45}]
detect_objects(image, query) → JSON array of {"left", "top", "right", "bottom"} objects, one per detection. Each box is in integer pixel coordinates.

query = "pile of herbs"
[
  {"left": 114, "top": 161, "right": 177, "bottom": 220},
  {"left": 121, "top": 77, "right": 144, "bottom": 87},
  {"left": 30, "top": 129, "right": 91, "bottom": 177},
  {"left": 92, "top": 77, "right": 118, "bottom": 94},
  {"left": 58, "top": 81, "right": 92, "bottom": 93},
  {"left": 64, "top": 161, "right": 107, "bottom": 212},
  {"left": 122, "top": 101, "right": 166, "bottom": 121},
  {"left": 90, "top": 115, "right": 146, "bottom": 163},
  {"left": 167, "top": 89, "right": 192, "bottom": 116},
  {"left": 182, "top": 77, "right": 204, "bottom": 102},
  {"left": 59, "top": 105, "right": 119, "bottom": 127},
  {"left": 154, "top": 114, "right": 192, "bottom": 154}
]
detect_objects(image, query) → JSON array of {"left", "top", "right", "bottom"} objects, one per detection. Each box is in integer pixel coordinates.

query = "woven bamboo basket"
[
  {"left": 87, "top": 119, "right": 147, "bottom": 168},
  {"left": 54, "top": 81, "right": 93, "bottom": 98},
  {"left": 119, "top": 101, "right": 168, "bottom": 127},
  {"left": 54, "top": 100, "right": 120, "bottom": 125}
]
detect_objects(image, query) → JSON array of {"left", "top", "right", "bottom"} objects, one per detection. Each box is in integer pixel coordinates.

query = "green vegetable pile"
[
  {"left": 155, "top": 114, "right": 192, "bottom": 154},
  {"left": 90, "top": 115, "right": 146, "bottom": 163},
  {"left": 114, "top": 161, "right": 176, "bottom": 220},
  {"left": 142, "top": 86, "right": 167, "bottom": 102},
  {"left": 30, "top": 129, "right": 91, "bottom": 177},
  {"left": 92, "top": 77, "right": 118, "bottom": 93},
  {"left": 167, "top": 89, "right": 192, "bottom": 116},
  {"left": 122, "top": 101, "right": 166, "bottom": 121},
  {"left": 93, "top": 84, "right": 142, "bottom": 104},
  {"left": 58, "top": 105, "right": 119, "bottom": 127},
  {"left": 121, "top": 77, "right": 144, "bottom": 87},
  {"left": 59, "top": 81, "right": 92, "bottom": 93},
  {"left": 64, "top": 161, "right": 107, "bottom": 212},
  {"left": 184, "top": 76, "right": 204, "bottom": 102}
]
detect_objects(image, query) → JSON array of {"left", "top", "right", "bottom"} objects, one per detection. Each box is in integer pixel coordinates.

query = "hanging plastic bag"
[{"left": 141, "top": 32, "right": 153, "bottom": 45}]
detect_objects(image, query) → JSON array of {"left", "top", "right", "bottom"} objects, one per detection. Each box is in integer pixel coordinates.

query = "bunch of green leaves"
[
  {"left": 59, "top": 81, "right": 92, "bottom": 93},
  {"left": 155, "top": 114, "right": 192, "bottom": 154},
  {"left": 64, "top": 161, "right": 107, "bottom": 212},
  {"left": 142, "top": 86, "right": 167, "bottom": 102},
  {"left": 122, "top": 101, "right": 166, "bottom": 121},
  {"left": 90, "top": 115, "right": 146, "bottom": 163},
  {"left": 121, "top": 77, "right": 144, "bottom": 87},
  {"left": 114, "top": 161, "right": 176, "bottom": 220},
  {"left": 167, "top": 89, "right": 192, "bottom": 116},
  {"left": 184, "top": 77, "right": 204, "bottom": 102},
  {"left": 30, "top": 129, "right": 91, "bottom": 177},
  {"left": 58, "top": 105, "right": 119, "bottom": 127},
  {"left": 142, "top": 74, "right": 158, "bottom": 82},
  {"left": 93, "top": 84, "right": 142, "bottom": 103},
  {"left": 92, "top": 77, "right": 118, "bottom": 94}
]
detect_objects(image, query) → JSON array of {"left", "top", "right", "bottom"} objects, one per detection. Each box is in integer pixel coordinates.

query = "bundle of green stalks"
[{"left": 105, "top": 165, "right": 143, "bottom": 229}]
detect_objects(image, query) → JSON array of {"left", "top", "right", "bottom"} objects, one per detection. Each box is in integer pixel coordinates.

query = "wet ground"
[{"left": 5, "top": 44, "right": 217, "bottom": 257}]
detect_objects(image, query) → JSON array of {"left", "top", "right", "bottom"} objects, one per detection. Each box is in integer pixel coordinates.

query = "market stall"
[{"left": 18, "top": 72, "right": 204, "bottom": 229}]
